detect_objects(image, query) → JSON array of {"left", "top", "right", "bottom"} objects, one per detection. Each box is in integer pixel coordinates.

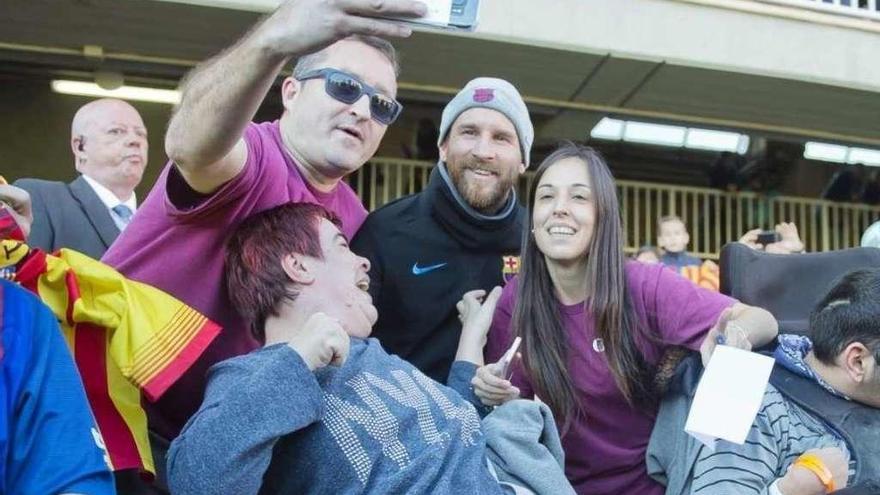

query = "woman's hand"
[{"left": 700, "top": 308, "right": 753, "bottom": 366}]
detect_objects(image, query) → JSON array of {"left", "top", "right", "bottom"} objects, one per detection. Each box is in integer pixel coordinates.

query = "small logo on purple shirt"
[
  {"left": 592, "top": 338, "right": 606, "bottom": 353},
  {"left": 473, "top": 88, "right": 494, "bottom": 103}
]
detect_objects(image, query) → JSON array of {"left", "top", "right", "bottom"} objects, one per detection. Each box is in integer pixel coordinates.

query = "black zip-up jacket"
[{"left": 351, "top": 163, "right": 525, "bottom": 382}]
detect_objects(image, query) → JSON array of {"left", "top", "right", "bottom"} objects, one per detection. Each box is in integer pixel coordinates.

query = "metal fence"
[
  {"left": 349, "top": 158, "right": 880, "bottom": 259},
  {"left": 616, "top": 182, "right": 880, "bottom": 258}
]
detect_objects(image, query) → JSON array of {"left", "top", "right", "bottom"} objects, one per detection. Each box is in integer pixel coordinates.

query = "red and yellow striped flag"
[
  {"left": 0, "top": 237, "right": 220, "bottom": 475},
  {"left": 680, "top": 259, "right": 720, "bottom": 292}
]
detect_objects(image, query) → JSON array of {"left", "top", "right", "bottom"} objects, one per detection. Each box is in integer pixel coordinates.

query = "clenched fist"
[{"left": 285, "top": 312, "right": 351, "bottom": 371}]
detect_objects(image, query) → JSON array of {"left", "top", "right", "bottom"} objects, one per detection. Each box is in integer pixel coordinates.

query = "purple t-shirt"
[
  {"left": 485, "top": 261, "right": 735, "bottom": 495},
  {"left": 103, "top": 121, "right": 367, "bottom": 439}
]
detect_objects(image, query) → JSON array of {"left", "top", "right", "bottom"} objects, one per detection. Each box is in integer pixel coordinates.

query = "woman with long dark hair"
[{"left": 472, "top": 143, "right": 778, "bottom": 494}]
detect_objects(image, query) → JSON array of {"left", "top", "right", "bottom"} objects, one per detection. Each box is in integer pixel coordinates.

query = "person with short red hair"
[{"left": 168, "top": 202, "right": 575, "bottom": 495}]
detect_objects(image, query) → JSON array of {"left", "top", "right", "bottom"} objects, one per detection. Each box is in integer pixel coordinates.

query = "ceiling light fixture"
[
  {"left": 51, "top": 80, "right": 181, "bottom": 105},
  {"left": 590, "top": 117, "right": 750, "bottom": 154},
  {"left": 805, "top": 141, "right": 880, "bottom": 167}
]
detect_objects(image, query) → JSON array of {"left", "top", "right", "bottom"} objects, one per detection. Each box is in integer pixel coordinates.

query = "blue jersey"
[{"left": 0, "top": 280, "right": 115, "bottom": 495}]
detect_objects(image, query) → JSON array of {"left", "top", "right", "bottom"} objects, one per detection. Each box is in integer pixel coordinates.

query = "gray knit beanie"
[{"left": 437, "top": 77, "right": 534, "bottom": 167}]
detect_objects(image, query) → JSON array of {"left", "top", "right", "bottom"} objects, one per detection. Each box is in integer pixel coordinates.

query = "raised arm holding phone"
[
  {"left": 165, "top": 0, "right": 427, "bottom": 192},
  {"left": 102, "top": 0, "right": 431, "bottom": 459}
]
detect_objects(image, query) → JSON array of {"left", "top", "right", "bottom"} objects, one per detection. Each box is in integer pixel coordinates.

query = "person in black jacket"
[{"left": 352, "top": 77, "right": 533, "bottom": 382}]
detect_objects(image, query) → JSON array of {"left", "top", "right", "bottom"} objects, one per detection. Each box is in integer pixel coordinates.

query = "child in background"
[
  {"left": 657, "top": 215, "right": 719, "bottom": 291},
  {"left": 657, "top": 215, "right": 702, "bottom": 270}
]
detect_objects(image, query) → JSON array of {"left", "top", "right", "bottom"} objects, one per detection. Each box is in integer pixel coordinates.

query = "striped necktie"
[{"left": 112, "top": 204, "right": 134, "bottom": 227}]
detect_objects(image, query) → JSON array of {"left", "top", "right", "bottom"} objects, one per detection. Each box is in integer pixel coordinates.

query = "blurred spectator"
[
  {"left": 707, "top": 151, "right": 742, "bottom": 192},
  {"left": 862, "top": 220, "right": 880, "bottom": 248},
  {"left": 822, "top": 163, "right": 866, "bottom": 203},
  {"left": 738, "top": 154, "right": 790, "bottom": 197},
  {"left": 15, "top": 99, "right": 148, "bottom": 259},
  {"left": 1, "top": 278, "right": 115, "bottom": 494},
  {"left": 635, "top": 245, "right": 661, "bottom": 264},
  {"left": 414, "top": 118, "right": 440, "bottom": 161},
  {"left": 649, "top": 268, "right": 880, "bottom": 494},
  {"left": 861, "top": 170, "right": 880, "bottom": 205},
  {"left": 657, "top": 215, "right": 701, "bottom": 269},
  {"left": 657, "top": 215, "right": 720, "bottom": 290},
  {"left": 739, "top": 222, "right": 806, "bottom": 254},
  {"left": 402, "top": 117, "right": 440, "bottom": 161}
]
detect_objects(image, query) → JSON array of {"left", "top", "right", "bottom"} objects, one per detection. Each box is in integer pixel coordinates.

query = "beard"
[{"left": 447, "top": 158, "right": 518, "bottom": 214}]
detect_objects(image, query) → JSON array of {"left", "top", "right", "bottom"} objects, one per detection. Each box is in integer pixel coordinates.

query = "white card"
[{"left": 684, "top": 345, "right": 774, "bottom": 449}]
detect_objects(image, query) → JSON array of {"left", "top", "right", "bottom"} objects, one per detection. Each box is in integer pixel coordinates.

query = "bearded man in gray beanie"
[{"left": 352, "top": 77, "right": 533, "bottom": 382}]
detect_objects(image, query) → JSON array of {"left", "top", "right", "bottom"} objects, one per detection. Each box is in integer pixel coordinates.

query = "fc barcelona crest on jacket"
[{"left": 502, "top": 255, "right": 520, "bottom": 284}]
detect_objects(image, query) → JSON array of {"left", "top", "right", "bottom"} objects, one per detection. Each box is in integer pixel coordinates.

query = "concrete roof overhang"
[{"left": 2, "top": 0, "right": 878, "bottom": 147}]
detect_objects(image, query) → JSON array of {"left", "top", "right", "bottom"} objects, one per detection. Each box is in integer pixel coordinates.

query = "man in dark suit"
[{"left": 16, "top": 98, "right": 148, "bottom": 259}]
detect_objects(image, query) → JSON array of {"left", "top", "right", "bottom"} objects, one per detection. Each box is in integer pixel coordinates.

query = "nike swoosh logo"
[{"left": 411, "top": 262, "right": 448, "bottom": 276}]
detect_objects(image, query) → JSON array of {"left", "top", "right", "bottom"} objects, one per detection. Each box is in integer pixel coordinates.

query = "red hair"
[{"left": 225, "top": 202, "right": 341, "bottom": 340}]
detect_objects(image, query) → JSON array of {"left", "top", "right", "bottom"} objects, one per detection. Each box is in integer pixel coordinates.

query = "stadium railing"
[{"left": 349, "top": 157, "right": 880, "bottom": 259}]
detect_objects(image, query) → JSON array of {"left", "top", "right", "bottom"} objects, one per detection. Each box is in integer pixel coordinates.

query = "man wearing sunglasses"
[
  {"left": 102, "top": 0, "right": 428, "bottom": 486},
  {"left": 352, "top": 78, "right": 533, "bottom": 383}
]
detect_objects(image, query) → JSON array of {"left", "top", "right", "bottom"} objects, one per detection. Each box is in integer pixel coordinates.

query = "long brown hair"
[{"left": 512, "top": 143, "right": 656, "bottom": 431}]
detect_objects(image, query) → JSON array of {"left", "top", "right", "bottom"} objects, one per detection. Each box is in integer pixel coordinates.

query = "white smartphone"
[
  {"left": 499, "top": 336, "right": 521, "bottom": 378},
  {"left": 381, "top": 0, "right": 480, "bottom": 31}
]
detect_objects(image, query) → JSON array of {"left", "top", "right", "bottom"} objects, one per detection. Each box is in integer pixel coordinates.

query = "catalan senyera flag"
[{"left": 0, "top": 215, "right": 220, "bottom": 475}]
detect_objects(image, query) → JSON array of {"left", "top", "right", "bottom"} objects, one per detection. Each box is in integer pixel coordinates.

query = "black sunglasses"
[{"left": 297, "top": 68, "right": 402, "bottom": 125}]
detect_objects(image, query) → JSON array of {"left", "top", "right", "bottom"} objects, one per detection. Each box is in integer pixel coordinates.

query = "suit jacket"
[{"left": 15, "top": 176, "right": 121, "bottom": 259}]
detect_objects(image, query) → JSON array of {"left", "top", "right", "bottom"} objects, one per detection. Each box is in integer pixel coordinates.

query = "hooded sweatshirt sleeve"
[{"left": 167, "top": 344, "right": 324, "bottom": 495}]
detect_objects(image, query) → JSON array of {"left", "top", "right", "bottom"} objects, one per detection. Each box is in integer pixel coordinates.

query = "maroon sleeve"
[
  {"left": 635, "top": 262, "right": 737, "bottom": 351},
  {"left": 164, "top": 123, "right": 275, "bottom": 216}
]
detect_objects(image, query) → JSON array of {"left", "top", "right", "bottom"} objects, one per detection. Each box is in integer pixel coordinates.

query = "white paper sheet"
[{"left": 684, "top": 345, "right": 774, "bottom": 450}]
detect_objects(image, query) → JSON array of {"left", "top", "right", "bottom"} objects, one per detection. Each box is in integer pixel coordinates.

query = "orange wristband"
[{"left": 793, "top": 453, "right": 835, "bottom": 493}]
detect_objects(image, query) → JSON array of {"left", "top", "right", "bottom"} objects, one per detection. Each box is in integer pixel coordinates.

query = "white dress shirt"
[{"left": 81, "top": 174, "right": 137, "bottom": 232}]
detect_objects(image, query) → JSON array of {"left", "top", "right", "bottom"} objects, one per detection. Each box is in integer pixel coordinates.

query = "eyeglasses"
[{"left": 297, "top": 68, "right": 402, "bottom": 126}]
